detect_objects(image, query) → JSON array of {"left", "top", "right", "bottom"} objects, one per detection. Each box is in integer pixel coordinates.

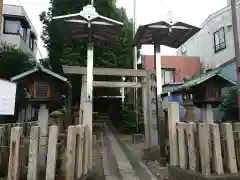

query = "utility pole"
[
  {"left": 230, "top": 0, "right": 240, "bottom": 120},
  {"left": 133, "top": 0, "right": 139, "bottom": 132}
]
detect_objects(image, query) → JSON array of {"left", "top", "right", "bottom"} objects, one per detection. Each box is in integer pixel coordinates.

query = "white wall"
[
  {"left": 1, "top": 34, "right": 20, "bottom": 46},
  {"left": 176, "top": 1, "right": 240, "bottom": 69},
  {"left": 0, "top": 4, "right": 37, "bottom": 58}
]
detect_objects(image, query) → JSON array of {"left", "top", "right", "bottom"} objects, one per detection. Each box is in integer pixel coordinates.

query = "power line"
[
  {"left": 17, "top": 0, "right": 21, "bottom": 6},
  {"left": 160, "top": 0, "right": 164, "bottom": 6},
  {"left": 35, "top": 42, "right": 43, "bottom": 59}
]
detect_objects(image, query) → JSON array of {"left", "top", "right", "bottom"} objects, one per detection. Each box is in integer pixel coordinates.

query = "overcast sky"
[{"left": 5, "top": 0, "right": 228, "bottom": 59}]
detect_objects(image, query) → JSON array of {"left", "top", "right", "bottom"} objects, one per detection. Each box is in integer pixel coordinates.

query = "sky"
[{"left": 4, "top": 0, "right": 228, "bottom": 59}]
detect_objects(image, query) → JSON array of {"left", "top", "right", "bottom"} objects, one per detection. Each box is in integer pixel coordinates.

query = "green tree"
[
  {"left": 220, "top": 88, "right": 238, "bottom": 121},
  {"left": 39, "top": 57, "right": 51, "bottom": 69},
  {"left": 0, "top": 42, "right": 35, "bottom": 79}
]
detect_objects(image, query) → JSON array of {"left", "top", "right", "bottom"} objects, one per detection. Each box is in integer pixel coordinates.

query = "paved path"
[
  {"left": 93, "top": 122, "right": 159, "bottom": 180},
  {"left": 104, "top": 124, "right": 139, "bottom": 180}
]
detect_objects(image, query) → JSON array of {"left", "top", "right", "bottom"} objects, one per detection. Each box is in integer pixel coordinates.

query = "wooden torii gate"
[{"left": 63, "top": 65, "right": 166, "bottom": 150}]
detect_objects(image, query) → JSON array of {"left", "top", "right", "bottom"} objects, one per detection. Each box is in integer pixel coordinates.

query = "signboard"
[{"left": 0, "top": 79, "right": 17, "bottom": 115}]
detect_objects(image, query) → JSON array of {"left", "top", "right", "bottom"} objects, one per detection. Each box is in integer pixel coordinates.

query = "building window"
[
  {"left": 214, "top": 27, "right": 226, "bottom": 53},
  {"left": 162, "top": 69, "right": 175, "bottom": 84},
  {"left": 34, "top": 81, "right": 50, "bottom": 99},
  {"left": 4, "top": 19, "right": 20, "bottom": 34},
  {"left": 3, "top": 18, "right": 28, "bottom": 41},
  {"left": 19, "top": 23, "right": 27, "bottom": 41},
  {"left": 29, "top": 35, "right": 35, "bottom": 51}
]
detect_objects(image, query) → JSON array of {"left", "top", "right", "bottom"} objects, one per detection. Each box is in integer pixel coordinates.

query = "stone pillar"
[
  {"left": 183, "top": 105, "right": 196, "bottom": 122},
  {"left": 167, "top": 102, "right": 180, "bottom": 165},
  {"left": 38, "top": 104, "right": 49, "bottom": 170},
  {"left": 26, "top": 104, "right": 32, "bottom": 121},
  {"left": 17, "top": 109, "right": 21, "bottom": 122},
  {"left": 142, "top": 76, "right": 150, "bottom": 149},
  {"left": 200, "top": 108, "right": 206, "bottom": 122},
  {"left": 205, "top": 104, "right": 214, "bottom": 124},
  {"left": 148, "top": 72, "right": 159, "bottom": 149},
  {"left": 31, "top": 108, "right": 35, "bottom": 119},
  {"left": 21, "top": 109, "right": 25, "bottom": 122},
  {"left": 201, "top": 105, "right": 214, "bottom": 124}
]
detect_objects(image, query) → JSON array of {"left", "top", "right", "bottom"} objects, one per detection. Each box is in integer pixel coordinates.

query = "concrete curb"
[
  {"left": 104, "top": 123, "right": 139, "bottom": 180},
  {"left": 108, "top": 123, "right": 158, "bottom": 180},
  {"left": 100, "top": 128, "right": 122, "bottom": 180}
]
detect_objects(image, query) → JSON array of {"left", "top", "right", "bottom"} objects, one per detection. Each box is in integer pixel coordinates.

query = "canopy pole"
[
  {"left": 84, "top": 23, "right": 93, "bottom": 132},
  {"left": 133, "top": 0, "right": 139, "bottom": 133},
  {"left": 91, "top": 0, "right": 94, "bottom": 6},
  {"left": 82, "top": 23, "right": 94, "bottom": 169},
  {"left": 154, "top": 44, "right": 166, "bottom": 165}
]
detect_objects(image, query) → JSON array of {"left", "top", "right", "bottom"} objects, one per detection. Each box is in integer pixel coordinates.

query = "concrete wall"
[
  {"left": 0, "top": 4, "right": 37, "bottom": 58},
  {"left": 176, "top": 1, "right": 240, "bottom": 69},
  {"left": 220, "top": 60, "right": 237, "bottom": 82}
]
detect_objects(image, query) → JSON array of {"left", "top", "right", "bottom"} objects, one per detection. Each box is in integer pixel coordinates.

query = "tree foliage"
[
  {"left": 0, "top": 42, "right": 35, "bottom": 80},
  {"left": 0, "top": 42, "right": 35, "bottom": 116},
  {"left": 220, "top": 88, "right": 238, "bottom": 121},
  {"left": 40, "top": 0, "right": 133, "bottom": 73}
]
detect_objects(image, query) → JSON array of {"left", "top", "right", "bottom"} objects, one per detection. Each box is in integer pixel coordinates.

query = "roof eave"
[{"left": 10, "top": 66, "right": 68, "bottom": 83}]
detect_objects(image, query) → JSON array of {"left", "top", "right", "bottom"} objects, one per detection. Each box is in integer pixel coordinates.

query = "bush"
[
  {"left": 220, "top": 88, "right": 238, "bottom": 121},
  {"left": 118, "top": 104, "right": 139, "bottom": 133}
]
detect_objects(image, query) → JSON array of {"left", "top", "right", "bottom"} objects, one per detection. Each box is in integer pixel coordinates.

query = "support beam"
[
  {"left": 93, "top": 81, "right": 143, "bottom": 88},
  {"left": 63, "top": 65, "right": 154, "bottom": 77}
]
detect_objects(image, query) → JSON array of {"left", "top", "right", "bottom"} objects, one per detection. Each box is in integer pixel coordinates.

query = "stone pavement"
[
  {"left": 102, "top": 124, "right": 139, "bottom": 180},
  {"left": 91, "top": 122, "right": 165, "bottom": 180}
]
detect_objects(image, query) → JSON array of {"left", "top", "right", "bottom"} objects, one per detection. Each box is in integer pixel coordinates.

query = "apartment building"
[
  {"left": 1, "top": 4, "right": 37, "bottom": 58},
  {"left": 176, "top": 0, "right": 240, "bottom": 69}
]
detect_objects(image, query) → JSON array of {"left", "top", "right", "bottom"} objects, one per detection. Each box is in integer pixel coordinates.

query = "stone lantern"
[
  {"left": 173, "top": 69, "right": 235, "bottom": 123},
  {"left": 179, "top": 77, "right": 196, "bottom": 122},
  {"left": 50, "top": 110, "right": 65, "bottom": 132},
  {"left": 181, "top": 89, "right": 196, "bottom": 122},
  {"left": 180, "top": 69, "right": 235, "bottom": 123}
]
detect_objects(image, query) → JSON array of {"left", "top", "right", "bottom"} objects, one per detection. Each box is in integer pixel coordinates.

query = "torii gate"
[
  {"left": 52, "top": 3, "right": 164, "bottom": 170},
  {"left": 62, "top": 65, "right": 164, "bottom": 151}
]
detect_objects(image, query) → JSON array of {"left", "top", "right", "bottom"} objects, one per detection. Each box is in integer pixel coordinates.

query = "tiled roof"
[
  {"left": 161, "top": 67, "right": 236, "bottom": 96},
  {"left": 10, "top": 64, "right": 68, "bottom": 83}
]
